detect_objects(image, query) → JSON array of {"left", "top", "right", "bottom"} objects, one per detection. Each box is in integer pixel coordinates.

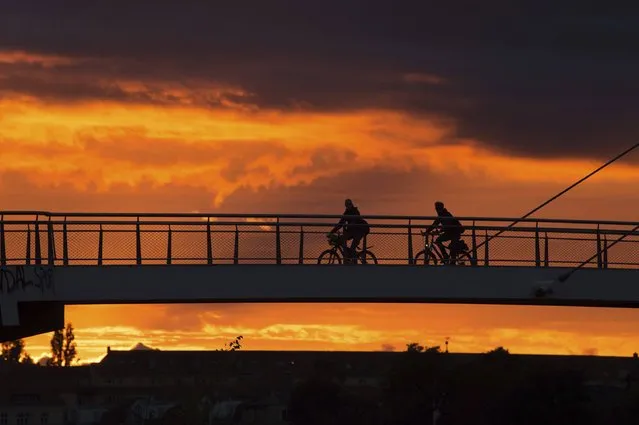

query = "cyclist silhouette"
[
  {"left": 328, "top": 199, "right": 370, "bottom": 263},
  {"left": 425, "top": 201, "right": 465, "bottom": 264}
]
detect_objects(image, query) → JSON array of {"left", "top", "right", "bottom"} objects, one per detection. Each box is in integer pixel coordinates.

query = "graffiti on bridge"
[{"left": 0, "top": 266, "right": 55, "bottom": 294}]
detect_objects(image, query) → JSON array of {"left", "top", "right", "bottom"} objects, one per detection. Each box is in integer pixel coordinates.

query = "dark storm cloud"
[{"left": 2, "top": 2, "right": 639, "bottom": 158}]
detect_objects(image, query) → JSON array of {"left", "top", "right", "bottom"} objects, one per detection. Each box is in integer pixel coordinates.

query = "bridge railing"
[{"left": 0, "top": 212, "right": 637, "bottom": 269}]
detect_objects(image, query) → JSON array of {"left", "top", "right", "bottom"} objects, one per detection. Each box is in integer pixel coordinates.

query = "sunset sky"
[{"left": 1, "top": 3, "right": 639, "bottom": 363}]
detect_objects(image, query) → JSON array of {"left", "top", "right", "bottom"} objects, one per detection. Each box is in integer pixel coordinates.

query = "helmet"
[{"left": 435, "top": 201, "right": 444, "bottom": 209}]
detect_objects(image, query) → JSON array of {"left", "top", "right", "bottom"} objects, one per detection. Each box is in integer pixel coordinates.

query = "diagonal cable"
[{"left": 473, "top": 141, "right": 639, "bottom": 252}]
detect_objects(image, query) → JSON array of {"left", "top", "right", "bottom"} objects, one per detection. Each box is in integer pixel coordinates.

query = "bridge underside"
[{"left": 57, "top": 265, "right": 639, "bottom": 307}]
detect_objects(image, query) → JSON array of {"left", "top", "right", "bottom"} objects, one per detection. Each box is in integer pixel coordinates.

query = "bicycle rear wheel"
[
  {"left": 414, "top": 249, "right": 438, "bottom": 265},
  {"left": 358, "top": 250, "right": 378, "bottom": 265},
  {"left": 453, "top": 251, "right": 473, "bottom": 266},
  {"left": 318, "top": 249, "right": 342, "bottom": 264}
]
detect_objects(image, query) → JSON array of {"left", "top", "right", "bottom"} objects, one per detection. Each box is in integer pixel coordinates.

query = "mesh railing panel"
[
  {"left": 64, "top": 224, "right": 101, "bottom": 265},
  {"left": 101, "top": 225, "right": 137, "bottom": 265},
  {"left": 606, "top": 237, "right": 639, "bottom": 268},
  {"left": 3, "top": 224, "right": 30, "bottom": 265},
  {"left": 0, "top": 216, "right": 636, "bottom": 269},
  {"left": 139, "top": 224, "right": 169, "bottom": 265}
]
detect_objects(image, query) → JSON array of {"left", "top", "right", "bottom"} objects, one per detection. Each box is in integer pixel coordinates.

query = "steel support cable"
[
  {"left": 519, "top": 141, "right": 639, "bottom": 296},
  {"left": 474, "top": 141, "right": 639, "bottom": 252}
]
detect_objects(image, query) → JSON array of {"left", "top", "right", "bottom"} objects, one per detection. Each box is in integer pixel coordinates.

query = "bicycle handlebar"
[{"left": 421, "top": 228, "right": 444, "bottom": 236}]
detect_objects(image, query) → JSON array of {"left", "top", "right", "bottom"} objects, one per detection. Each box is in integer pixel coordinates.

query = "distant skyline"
[{"left": 1, "top": 2, "right": 638, "bottom": 362}]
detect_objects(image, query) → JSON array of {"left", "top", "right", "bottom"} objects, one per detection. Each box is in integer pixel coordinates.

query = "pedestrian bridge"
[{"left": 1, "top": 211, "right": 638, "bottom": 341}]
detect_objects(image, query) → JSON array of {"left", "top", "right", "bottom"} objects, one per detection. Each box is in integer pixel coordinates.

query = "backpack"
[
  {"left": 459, "top": 224, "right": 466, "bottom": 234},
  {"left": 453, "top": 217, "right": 466, "bottom": 234}
]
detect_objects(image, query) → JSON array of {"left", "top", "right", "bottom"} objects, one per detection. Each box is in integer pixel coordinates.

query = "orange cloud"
[
  {"left": 403, "top": 72, "right": 447, "bottom": 85},
  {"left": 0, "top": 50, "right": 77, "bottom": 67},
  {"left": 1, "top": 95, "right": 638, "bottom": 211}
]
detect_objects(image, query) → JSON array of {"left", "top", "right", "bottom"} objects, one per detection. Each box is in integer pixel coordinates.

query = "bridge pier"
[
  {"left": 0, "top": 301, "right": 64, "bottom": 342},
  {"left": 1, "top": 265, "right": 60, "bottom": 342}
]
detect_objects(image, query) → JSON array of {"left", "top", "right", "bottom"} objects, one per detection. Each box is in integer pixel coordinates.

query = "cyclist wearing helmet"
[
  {"left": 328, "top": 199, "right": 370, "bottom": 263},
  {"left": 426, "top": 201, "right": 465, "bottom": 264}
]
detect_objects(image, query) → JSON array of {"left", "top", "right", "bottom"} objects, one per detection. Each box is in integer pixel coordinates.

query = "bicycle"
[
  {"left": 317, "top": 232, "right": 379, "bottom": 265},
  {"left": 413, "top": 228, "right": 473, "bottom": 266}
]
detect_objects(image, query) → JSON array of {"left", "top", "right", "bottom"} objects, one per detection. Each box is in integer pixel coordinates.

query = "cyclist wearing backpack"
[
  {"left": 426, "top": 201, "right": 466, "bottom": 264},
  {"left": 328, "top": 198, "right": 370, "bottom": 263}
]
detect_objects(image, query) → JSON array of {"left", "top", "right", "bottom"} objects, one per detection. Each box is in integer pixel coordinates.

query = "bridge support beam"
[
  {"left": 2, "top": 264, "right": 638, "bottom": 342},
  {"left": 45, "top": 264, "right": 639, "bottom": 309},
  {"left": 1, "top": 265, "right": 59, "bottom": 341}
]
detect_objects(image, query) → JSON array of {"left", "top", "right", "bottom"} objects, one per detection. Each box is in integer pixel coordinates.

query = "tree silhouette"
[
  {"left": 406, "top": 342, "right": 424, "bottom": 352},
  {"left": 21, "top": 353, "right": 34, "bottom": 365},
  {"left": 217, "top": 335, "right": 243, "bottom": 351},
  {"left": 1, "top": 339, "right": 25, "bottom": 363},
  {"left": 405, "top": 343, "right": 441, "bottom": 354},
  {"left": 383, "top": 344, "right": 452, "bottom": 424},
  {"left": 485, "top": 346, "right": 510, "bottom": 357},
  {"left": 50, "top": 323, "right": 78, "bottom": 366},
  {"left": 227, "top": 335, "right": 243, "bottom": 351},
  {"left": 50, "top": 329, "right": 64, "bottom": 366},
  {"left": 63, "top": 323, "right": 78, "bottom": 366}
]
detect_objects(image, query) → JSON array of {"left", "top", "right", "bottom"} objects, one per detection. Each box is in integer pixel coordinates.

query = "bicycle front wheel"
[
  {"left": 358, "top": 250, "right": 378, "bottom": 265},
  {"left": 318, "top": 249, "right": 342, "bottom": 264},
  {"left": 414, "top": 250, "right": 438, "bottom": 265}
]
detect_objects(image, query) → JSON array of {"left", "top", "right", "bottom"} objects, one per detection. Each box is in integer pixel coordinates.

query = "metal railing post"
[
  {"left": 471, "top": 221, "right": 478, "bottom": 266},
  {"left": 603, "top": 234, "right": 609, "bottom": 269},
  {"left": 26, "top": 224, "right": 31, "bottom": 265},
  {"left": 63, "top": 218, "right": 69, "bottom": 266},
  {"left": 136, "top": 217, "right": 142, "bottom": 265},
  {"left": 167, "top": 225, "right": 172, "bottom": 265},
  {"left": 534, "top": 223, "right": 541, "bottom": 267},
  {"left": 275, "top": 218, "right": 282, "bottom": 265},
  {"left": 234, "top": 225, "right": 239, "bottom": 264},
  {"left": 47, "top": 218, "right": 56, "bottom": 266},
  {"left": 34, "top": 217, "right": 42, "bottom": 265},
  {"left": 407, "top": 219, "right": 414, "bottom": 265},
  {"left": 298, "top": 226, "right": 304, "bottom": 264},
  {"left": 483, "top": 230, "right": 489, "bottom": 266},
  {"left": 596, "top": 226, "right": 602, "bottom": 269},
  {"left": 544, "top": 232, "right": 549, "bottom": 267},
  {"left": 206, "top": 219, "right": 213, "bottom": 265},
  {"left": 0, "top": 215, "right": 6, "bottom": 266},
  {"left": 98, "top": 224, "right": 103, "bottom": 266}
]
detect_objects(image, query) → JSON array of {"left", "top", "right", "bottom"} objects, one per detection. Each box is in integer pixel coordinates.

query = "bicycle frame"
[
  {"left": 327, "top": 232, "right": 371, "bottom": 263},
  {"left": 420, "top": 231, "right": 447, "bottom": 261},
  {"left": 330, "top": 239, "right": 366, "bottom": 257},
  {"left": 419, "top": 230, "right": 471, "bottom": 265}
]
